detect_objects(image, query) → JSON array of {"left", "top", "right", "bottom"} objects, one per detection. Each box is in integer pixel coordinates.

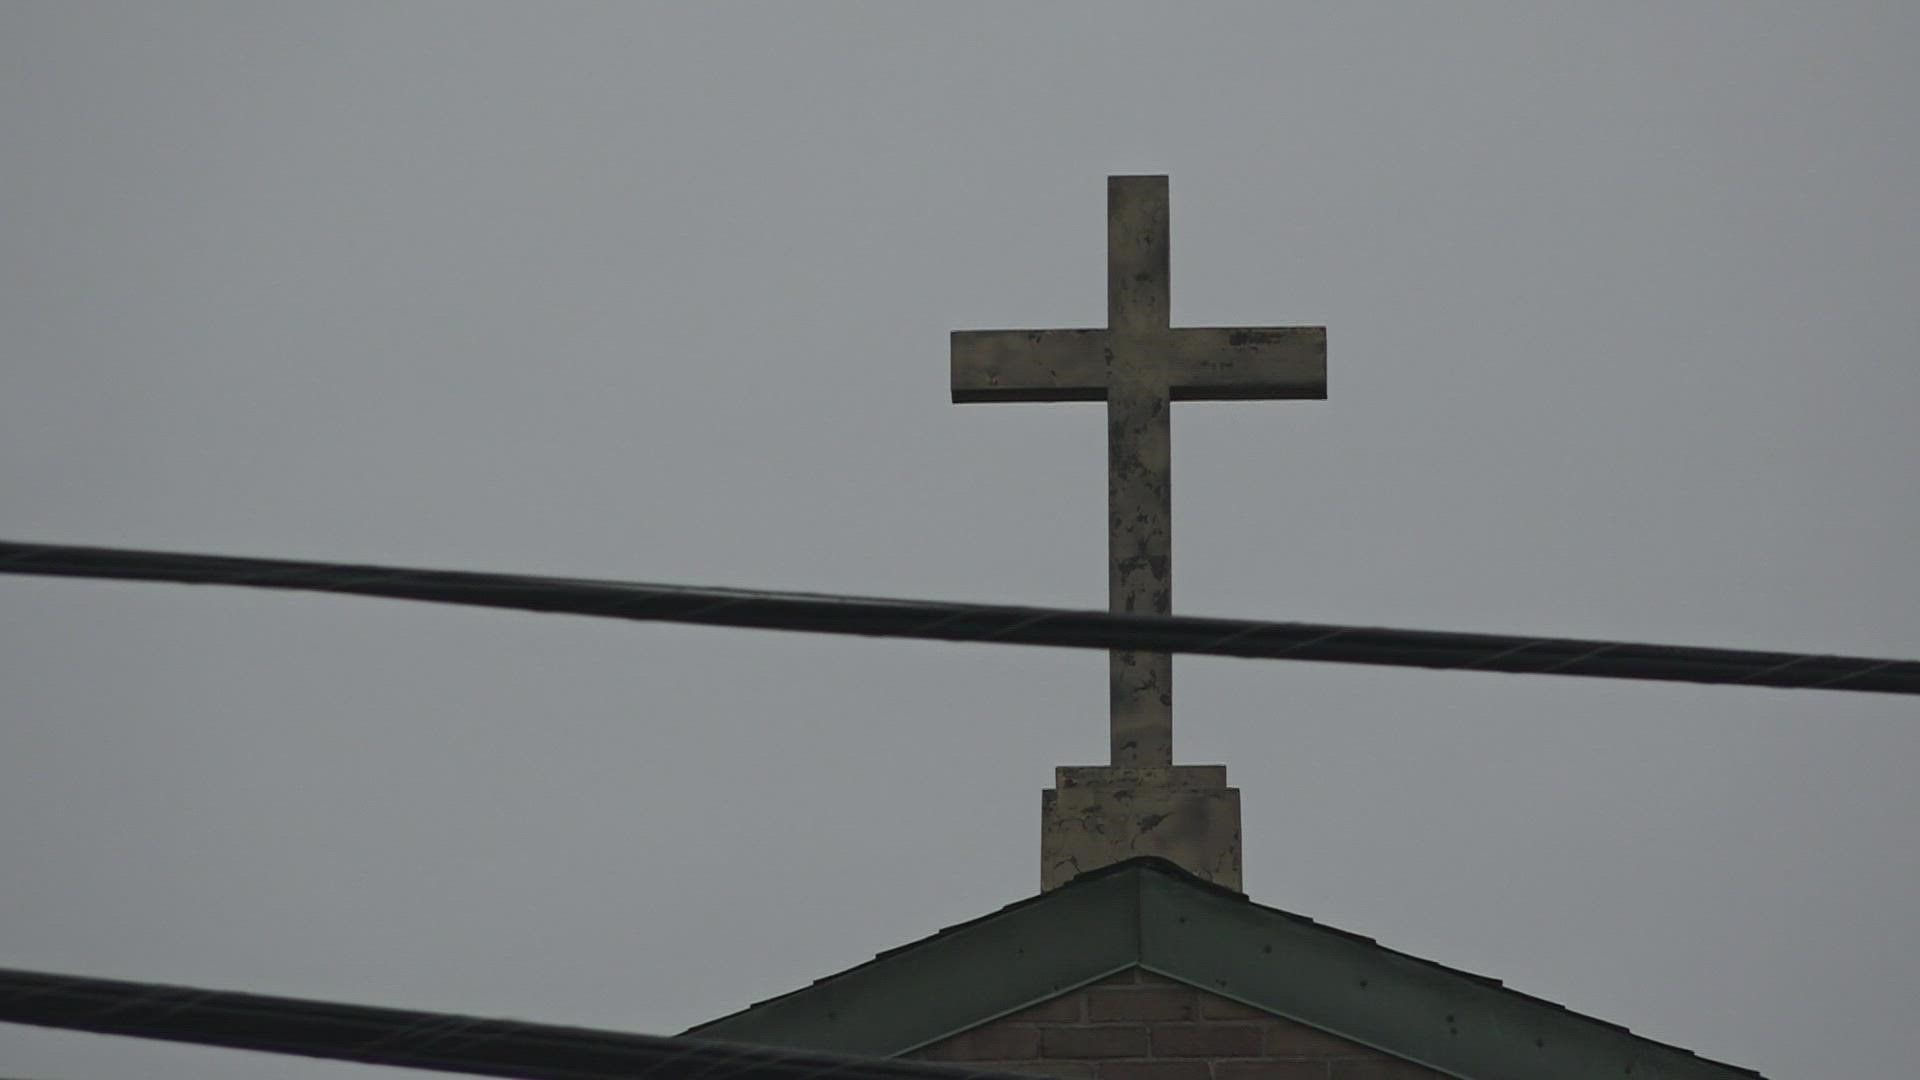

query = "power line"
[
  {"left": 1, "top": 538, "right": 1914, "bottom": 695},
  {"left": 0, "top": 966, "right": 1026, "bottom": 1080}
]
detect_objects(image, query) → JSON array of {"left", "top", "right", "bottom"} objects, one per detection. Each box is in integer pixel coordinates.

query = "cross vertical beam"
[
  {"left": 950, "top": 175, "right": 1326, "bottom": 785},
  {"left": 1106, "top": 176, "right": 1174, "bottom": 766}
]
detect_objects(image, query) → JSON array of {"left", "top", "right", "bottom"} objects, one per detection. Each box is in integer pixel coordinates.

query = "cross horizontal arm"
[
  {"left": 1164, "top": 326, "right": 1327, "bottom": 401},
  {"left": 951, "top": 326, "right": 1328, "bottom": 403},
  {"left": 951, "top": 328, "right": 1107, "bottom": 402}
]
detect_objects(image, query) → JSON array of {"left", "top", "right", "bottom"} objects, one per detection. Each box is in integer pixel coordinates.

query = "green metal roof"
[{"left": 687, "top": 858, "right": 1763, "bottom": 1080}]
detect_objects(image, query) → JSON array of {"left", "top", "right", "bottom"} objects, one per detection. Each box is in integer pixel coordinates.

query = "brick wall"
[{"left": 905, "top": 968, "right": 1447, "bottom": 1080}]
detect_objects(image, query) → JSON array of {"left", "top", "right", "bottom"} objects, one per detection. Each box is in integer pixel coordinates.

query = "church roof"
[{"left": 687, "top": 858, "right": 1762, "bottom": 1080}]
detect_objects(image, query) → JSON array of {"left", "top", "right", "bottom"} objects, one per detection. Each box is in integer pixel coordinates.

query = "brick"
[
  {"left": 1150, "top": 1024, "right": 1266, "bottom": 1058},
  {"left": 1197, "top": 995, "right": 1273, "bottom": 1021},
  {"left": 1092, "top": 968, "right": 1143, "bottom": 987},
  {"left": 972, "top": 1061, "right": 1097, "bottom": 1080},
  {"left": 1041, "top": 1025, "right": 1151, "bottom": 1058},
  {"left": 1005, "top": 994, "right": 1086, "bottom": 1024},
  {"left": 1263, "top": 1020, "right": 1371, "bottom": 1057},
  {"left": 1095, "top": 1061, "right": 1210, "bottom": 1080},
  {"left": 1214, "top": 1062, "right": 1332, "bottom": 1080},
  {"left": 923, "top": 1024, "right": 1041, "bottom": 1061},
  {"left": 1088, "top": 988, "right": 1197, "bottom": 1021}
]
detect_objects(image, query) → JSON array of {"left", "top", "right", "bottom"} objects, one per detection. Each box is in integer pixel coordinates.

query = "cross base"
[{"left": 1041, "top": 765, "right": 1242, "bottom": 892}]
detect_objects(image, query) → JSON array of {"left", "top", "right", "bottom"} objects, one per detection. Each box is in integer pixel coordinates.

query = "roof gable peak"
[{"left": 688, "top": 862, "right": 1761, "bottom": 1080}]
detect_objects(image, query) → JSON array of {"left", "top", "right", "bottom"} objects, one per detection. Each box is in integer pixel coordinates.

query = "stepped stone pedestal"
[{"left": 1041, "top": 765, "right": 1242, "bottom": 892}]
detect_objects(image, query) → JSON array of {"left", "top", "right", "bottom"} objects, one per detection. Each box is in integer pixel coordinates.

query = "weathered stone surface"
[
  {"left": 1042, "top": 765, "right": 1241, "bottom": 891},
  {"left": 1104, "top": 176, "right": 1176, "bottom": 769},
  {"left": 950, "top": 175, "right": 1325, "bottom": 889},
  {"left": 1057, "top": 765, "right": 1228, "bottom": 791}
]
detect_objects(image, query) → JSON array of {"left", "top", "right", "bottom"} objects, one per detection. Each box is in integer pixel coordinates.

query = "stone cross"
[{"left": 952, "top": 175, "right": 1327, "bottom": 770}]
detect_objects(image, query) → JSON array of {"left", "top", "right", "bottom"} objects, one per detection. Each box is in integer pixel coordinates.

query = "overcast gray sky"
[{"left": 2, "top": 4, "right": 1916, "bottom": 1078}]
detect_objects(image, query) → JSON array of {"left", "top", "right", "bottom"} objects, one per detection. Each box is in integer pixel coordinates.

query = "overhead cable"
[
  {"left": 1, "top": 539, "right": 1914, "bottom": 695},
  {"left": 0, "top": 966, "right": 1026, "bottom": 1080}
]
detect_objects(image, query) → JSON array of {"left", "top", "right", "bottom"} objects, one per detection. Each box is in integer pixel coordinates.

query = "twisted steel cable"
[
  {"left": 1, "top": 539, "right": 1914, "bottom": 695},
  {"left": 0, "top": 966, "right": 1028, "bottom": 1080}
]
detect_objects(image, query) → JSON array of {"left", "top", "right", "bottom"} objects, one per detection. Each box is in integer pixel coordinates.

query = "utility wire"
[
  {"left": 0, "top": 966, "right": 1026, "bottom": 1080},
  {"left": 1, "top": 539, "right": 1915, "bottom": 695}
]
